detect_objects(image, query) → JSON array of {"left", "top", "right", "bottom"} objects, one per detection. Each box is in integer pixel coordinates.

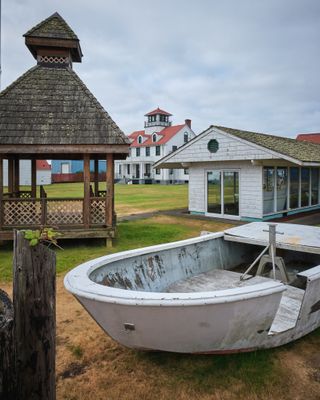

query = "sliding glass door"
[{"left": 207, "top": 170, "right": 239, "bottom": 217}]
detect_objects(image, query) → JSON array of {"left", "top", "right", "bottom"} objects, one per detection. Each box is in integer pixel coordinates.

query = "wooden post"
[
  {"left": 0, "top": 289, "right": 16, "bottom": 399},
  {"left": 13, "top": 231, "right": 56, "bottom": 400},
  {"left": 13, "top": 158, "right": 19, "bottom": 196},
  {"left": 0, "top": 157, "right": 3, "bottom": 229},
  {"left": 106, "top": 153, "right": 114, "bottom": 227},
  {"left": 94, "top": 159, "right": 99, "bottom": 196},
  {"left": 31, "top": 159, "right": 37, "bottom": 198},
  {"left": 8, "top": 158, "right": 14, "bottom": 193},
  {"left": 83, "top": 154, "right": 91, "bottom": 227}
]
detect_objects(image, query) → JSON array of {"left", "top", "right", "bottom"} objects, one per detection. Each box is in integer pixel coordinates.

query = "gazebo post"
[
  {"left": 83, "top": 154, "right": 91, "bottom": 228},
  {"left": 31, "top": 159, "right": 37, "bottom": 198},
  {"left": 0, "top": 156, "right": 3, "bottom": 229},
  {"left": 8, "top": 158, "right": 14, "bottom": 194},
  {"left": 94, "top": 159, "right": 99, "bottom": 196},
  {"left": 106, "top": 153, "right": 114, "bottom": 246},
  {"left": 13, "top": 158, "right": 20, "bottom": 197}
]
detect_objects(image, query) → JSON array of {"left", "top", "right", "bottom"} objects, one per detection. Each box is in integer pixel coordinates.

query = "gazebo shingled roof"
[
  {"left": 0, "top": 12, "right": 130, "bottom": 244},
  {"left": 0, "top": 66, "right": 130, "bottom": 146},
  {"left": 0, "top": 12, "right": 129, "bottom": 148}
]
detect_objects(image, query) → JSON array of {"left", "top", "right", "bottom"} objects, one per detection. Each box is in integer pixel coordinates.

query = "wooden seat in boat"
[{"left": 166, "top": 269, "right": 270, "bottom": 293}]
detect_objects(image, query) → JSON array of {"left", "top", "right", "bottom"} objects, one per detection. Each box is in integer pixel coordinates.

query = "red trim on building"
[
  {"left": 36, "top": 160, "right": 51, "bottom": 170},
  {"left": 296, "top": 133, "right": 320, "bottom": 144},
  {"left": 144, "top": 107, "right": 172, "bottom": 117},
  {"left": 129, "top": 124, "right": 186, "bottom": 147}
]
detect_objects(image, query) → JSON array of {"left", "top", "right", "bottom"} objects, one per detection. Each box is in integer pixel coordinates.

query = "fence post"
[
  {"left": 13, "top": 230, "right": 56, "bottom": 400},
  {"left": 0, "top": 289, "right": 16, "bottom": 399}
]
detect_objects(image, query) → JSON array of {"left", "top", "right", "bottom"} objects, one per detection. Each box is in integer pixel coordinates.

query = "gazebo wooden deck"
[{"left": 0, "top": 13, "right": 130, "bottom": 244}]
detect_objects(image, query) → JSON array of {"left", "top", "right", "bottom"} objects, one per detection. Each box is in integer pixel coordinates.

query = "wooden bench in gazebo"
[{"left": 0, "top": 13, "right": 130, "bottom": 245}]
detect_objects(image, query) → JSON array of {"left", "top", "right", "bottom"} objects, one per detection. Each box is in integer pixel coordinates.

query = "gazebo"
[{"left": 0, "top": 13, "right": 130, "bottom": 245}]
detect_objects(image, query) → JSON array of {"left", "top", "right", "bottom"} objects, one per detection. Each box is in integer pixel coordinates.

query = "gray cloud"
[{"left": 1, "top": 0, "right": 320, "bottom": 137}]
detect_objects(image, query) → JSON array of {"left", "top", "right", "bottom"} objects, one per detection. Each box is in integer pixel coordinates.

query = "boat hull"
[{"left": 64, "top": 227, "right": 320, "bottom": 353}]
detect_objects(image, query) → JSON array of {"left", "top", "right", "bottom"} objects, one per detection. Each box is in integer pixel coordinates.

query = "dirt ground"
[{"left": 1, "top": 276, "right": 320, "bottom": 400}]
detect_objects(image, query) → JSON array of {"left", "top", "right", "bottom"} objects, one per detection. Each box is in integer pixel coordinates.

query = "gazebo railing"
[{"left": 2, "top": 197, "right": 108, "bottom": 228}]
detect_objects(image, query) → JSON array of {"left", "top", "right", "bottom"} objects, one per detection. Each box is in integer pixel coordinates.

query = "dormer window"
[
  {"left": 152, "top": 133, "right": 157, "bottom": 143},
  {"left": 184, "top": 133, "right": 189, "bottom": 143},
  {"left": 138, "top": 135, "right": 143, "bottom": 144}
]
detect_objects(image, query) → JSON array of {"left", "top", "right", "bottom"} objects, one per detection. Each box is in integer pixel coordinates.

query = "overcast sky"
[{"left": 1, "top": 0, "right": 320, "bottom": 137}]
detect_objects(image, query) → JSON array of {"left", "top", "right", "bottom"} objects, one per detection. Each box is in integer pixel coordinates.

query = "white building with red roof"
[
  {"left": 3, "top": 160, "right": 51, "bottom": 186},
  {"left": 115, "top": 108, "right": 195, "bottom": 184}
]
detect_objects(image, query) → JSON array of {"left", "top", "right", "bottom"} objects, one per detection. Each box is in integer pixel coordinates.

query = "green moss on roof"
[
  {"left": 0, "top": 65, "right": 130, "bottom": 146},
  {"left": 24, "top": 12, "right": 78, "bottom": 40},
  {"left": 212, "top": 125, "right": 320, "bottom": 163}
]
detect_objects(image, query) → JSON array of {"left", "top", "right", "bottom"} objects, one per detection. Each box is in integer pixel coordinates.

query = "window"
[
  {"left": 276, "top": 167, "right": 288, "bottom": 212},
  {"left": 263, "top": 167, "right": 275, "bottom": 214},
  {"left": 146, "top": 147, "right": 150, "bottom": 156},
  {"left": 301, "top": 168, "right": 310, "bottom": 207},
  {"left": 184, "top": 168, "right": 189, "bottom": 175},
  {"left": 169, "top": 169, "right": 173, "bottom": 175},
  {"left": 184, "top": 133, "right": 188, "bottom": 143},
  {"left": 155, "top": 146, "right": 160, "bottom": 156},
  {"left": 136, "top": 148, "right": 140, "bottom": 157},
  {"left": 152, "top": 133, "right": 157, "bottom": 142},
  {"left": 127, "top": 164, "right": 130, "bottom": 175},
  {"left": 208, "top": 139, "right": 219, "bottom": 153},
  {"left": 119, "top": 165, "right": 122, "bottom": 175},
  {"left": 289, "top": 167, "right": 299, "bottom": 209},
  {"left": 61, "top": 162, "right": 70, "bottom": 174},
  {"left": 138, "top": 136, "right": 143, "bottom": 144},
  {"left": 145, "top": 164, "right": 151, "bottom": 177},
  {"left": 156, "top": 168, "right": 160, "bottom": 175},
  {"left": 311, "top": 168, "right": 319, "bottom": 205},
  {"left": 172, "top": 145, "right": 177, "bottom": 152}
]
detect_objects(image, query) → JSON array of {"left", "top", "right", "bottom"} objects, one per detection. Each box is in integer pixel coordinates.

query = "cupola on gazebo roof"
[
  {"left": 0, "top": 13, "right": 130, "bottom": 244},
  {"left": 0, "top": 12, "right": 129, "bottom": 155}
]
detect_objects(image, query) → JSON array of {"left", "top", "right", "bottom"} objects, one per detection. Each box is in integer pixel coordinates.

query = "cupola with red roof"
[{"left": 144, "top": 107, "right": 172, "bottom": 134}]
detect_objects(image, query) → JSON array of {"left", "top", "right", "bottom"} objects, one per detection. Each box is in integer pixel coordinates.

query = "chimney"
[{"left": 185, "top": 119, "right": 191, "bottom": 128}]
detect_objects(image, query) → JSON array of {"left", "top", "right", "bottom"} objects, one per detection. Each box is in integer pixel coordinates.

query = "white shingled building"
[{"left": 155, "top": 125, "right": 320, "bottom": 221}]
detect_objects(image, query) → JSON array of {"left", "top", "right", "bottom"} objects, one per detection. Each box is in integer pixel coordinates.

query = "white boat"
[{"left": 64, "top": 222, "right": 320, "bottom": 354}]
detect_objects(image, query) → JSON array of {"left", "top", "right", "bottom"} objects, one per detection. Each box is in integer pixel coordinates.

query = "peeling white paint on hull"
[{"left": 64, "top": 224, "right": 320, "bottom": 353}]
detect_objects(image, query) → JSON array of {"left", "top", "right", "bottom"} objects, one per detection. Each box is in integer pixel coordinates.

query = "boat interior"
[{"left": 89, "top": 224, "right": 320, "bottom": 336}]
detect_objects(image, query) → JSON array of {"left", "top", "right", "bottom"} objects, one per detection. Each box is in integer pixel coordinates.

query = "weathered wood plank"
[
  {"left": 13, "top": 231, "right": 56, "bottom": 400},
  {"left": 83, "top": 154, "right": 91, "bottom": 228},
  {"left": 0, "top": 289, "right": 16, "bottom": 399},
  {"left": 106, "top": 153, "right": 114, "bottom": 227},
  {"left": 0, "top": 157, "right": 3, "bottom": 229},
  {"left": 0, "top": 144, "right": 130, "bottom": 155},
  {"left": 31, "top": 159, "right": 37, "bottom": 198}
]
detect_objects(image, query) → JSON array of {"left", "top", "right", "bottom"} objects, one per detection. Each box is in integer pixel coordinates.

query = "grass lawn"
[
  {"left": 0, "top": 207, "right": 319, "bottom": 398},
  {"left": 40, "top": 182, "right": 189, "bottom": 216},
  {"left": 0, "top": 215, "right": 234, "bottom": 281}
]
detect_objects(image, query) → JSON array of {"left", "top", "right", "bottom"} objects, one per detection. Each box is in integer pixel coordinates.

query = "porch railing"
[{"left": 1, "top": 197, "right": 109, "bottom": 228}]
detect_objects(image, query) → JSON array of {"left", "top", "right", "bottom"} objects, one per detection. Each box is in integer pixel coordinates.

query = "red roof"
[
  {"left": 296, "top": 133, "right": 320, "bottom": 144},
  {"left": 128, "top": 124, "right": 186, "bottom": 147},
  {"left": 145, "top": 107, "right": 172, "bottom": 117},
  {"left": 36, "top": 160, "right": 51, "bottom": 170}
]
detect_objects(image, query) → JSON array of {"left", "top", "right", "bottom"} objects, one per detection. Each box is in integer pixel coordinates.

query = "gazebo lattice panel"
[
  {"left": 46, "top": 199, "right": 83, "bottom": 225},
  {"left": 3, "top": 199, "right": 42, "bottom": 226},
  {"left": 90, "top": 198, "right": 106, "bottom": 224}
]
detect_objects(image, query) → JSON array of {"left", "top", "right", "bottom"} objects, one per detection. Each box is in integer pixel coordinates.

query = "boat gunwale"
[{"left": 64, "top": 232, "right": 286, "bottom": 306}]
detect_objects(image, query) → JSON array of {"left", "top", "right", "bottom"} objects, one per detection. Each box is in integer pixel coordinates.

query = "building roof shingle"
[
  {"left": 128, "top": 124, "right": 185, "bottom": 147},
  {"left": 24, "top": 12, "right": 78, "bottom": 40},
  {"left": 213, "top": 125, "right": 320, "bottom": 163}
]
